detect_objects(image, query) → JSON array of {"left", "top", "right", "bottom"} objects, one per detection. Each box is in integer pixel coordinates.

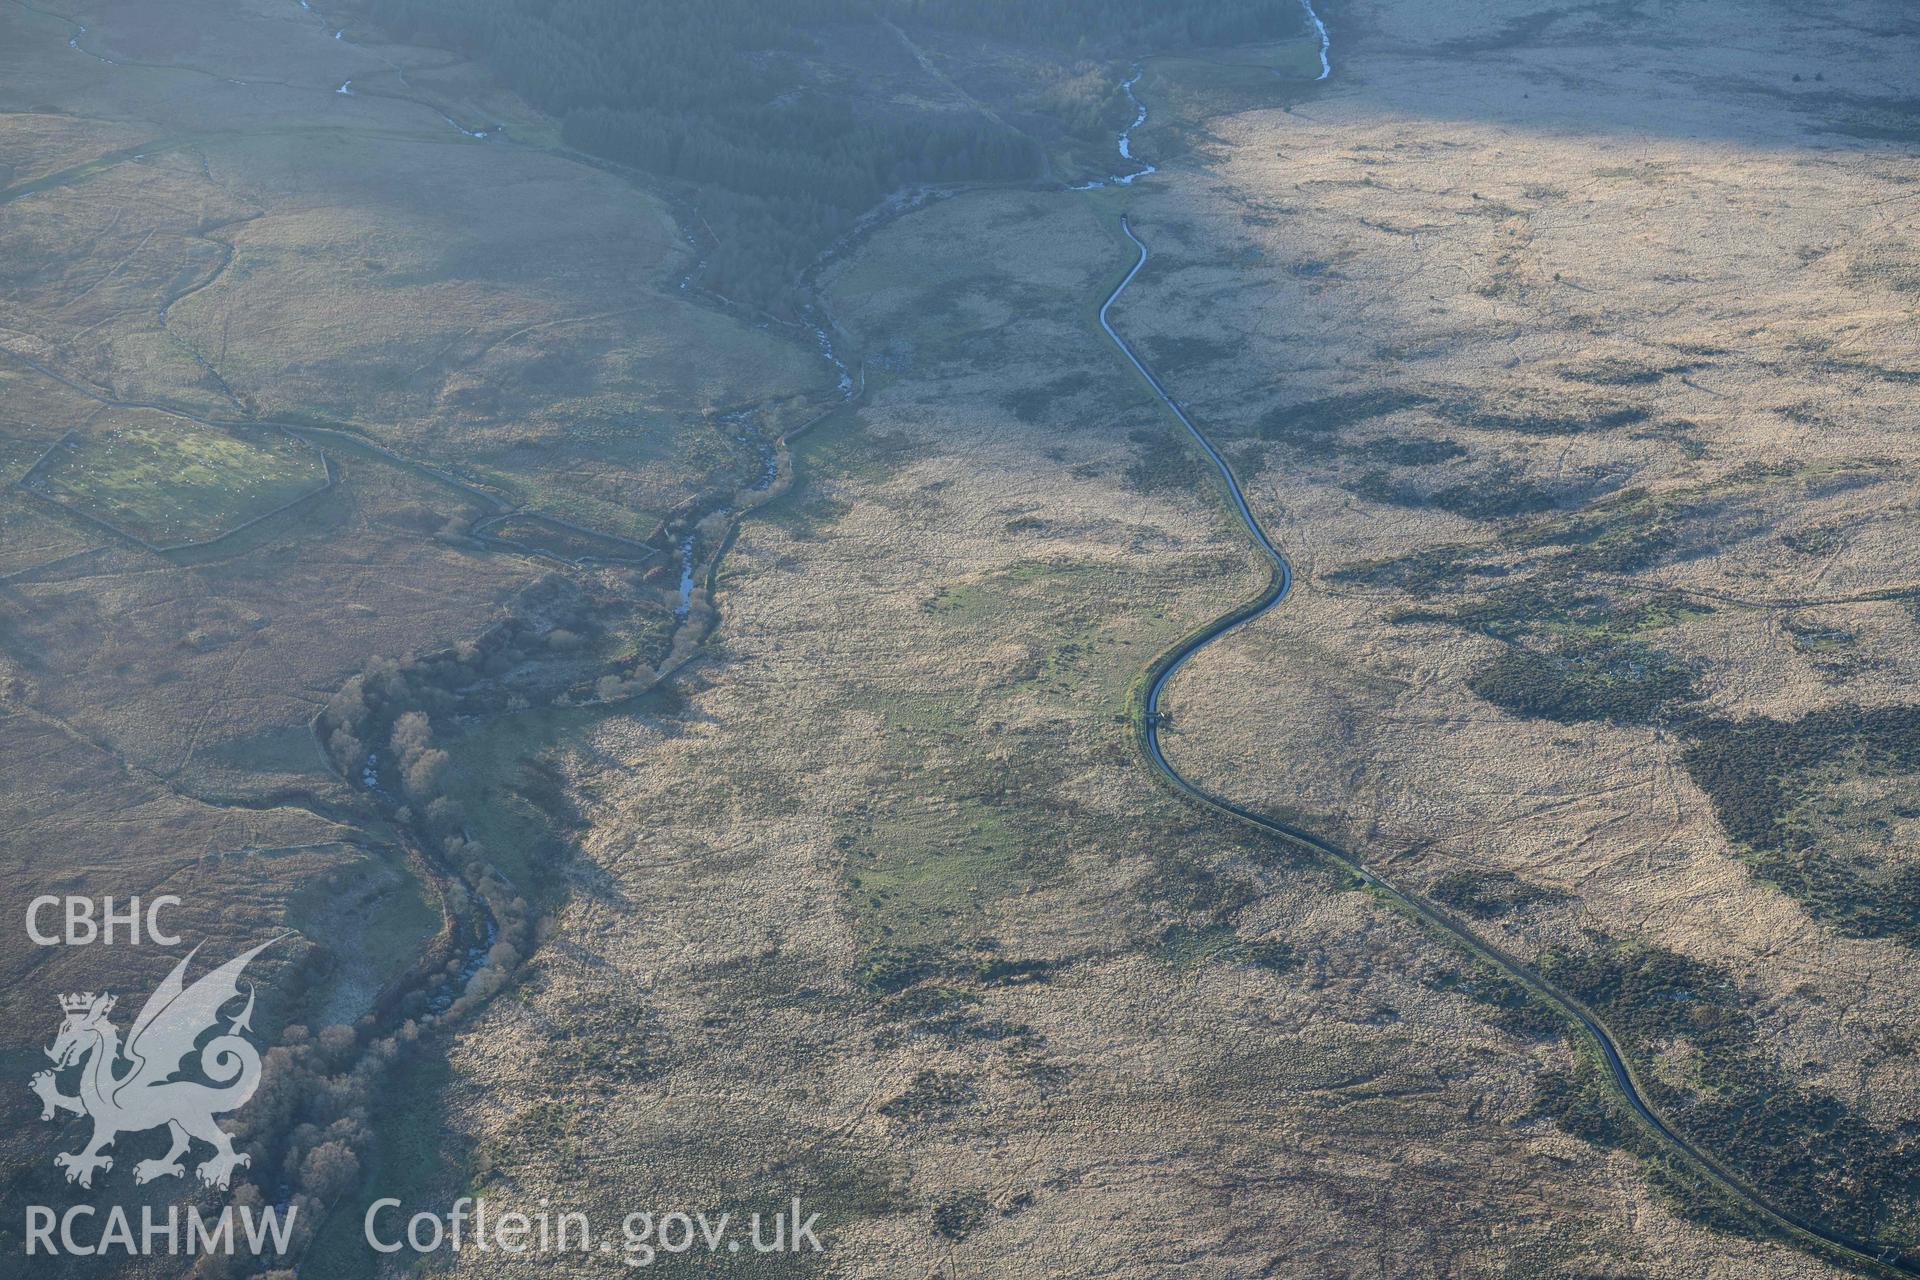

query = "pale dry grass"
[
  {"left": 1116, "top": 0, "right": 1920, "bottom": 1136},
  {"left": 430, "top": 189, "right": 1845, "bottom": 1277}
]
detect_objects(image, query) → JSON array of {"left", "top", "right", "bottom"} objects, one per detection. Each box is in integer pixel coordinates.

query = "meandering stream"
[{"left": 1071, "top": 68, "right": 1155, "bottom": 190}]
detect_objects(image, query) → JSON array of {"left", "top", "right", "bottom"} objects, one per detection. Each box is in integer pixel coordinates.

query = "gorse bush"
[
  {"left": 1682, "top": 704, "right": 1920, "bottom": 948},
  {"left": 1535, "top": 940, "right": 1920, "bottom": 1253},
  {"left": 1468, "top": 636, "right": 1698, "bottom": 726}
]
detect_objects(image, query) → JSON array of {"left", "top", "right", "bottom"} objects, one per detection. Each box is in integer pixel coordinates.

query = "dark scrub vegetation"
[
  {"left": 1254, "top": 388, "right": 1436, "bottom": 450},
  {"left": 1428, "top": 868, "right": 1564, "bottom": 919},
  {"left": 1682, "top": 705, "right": 1920, "bottom": 949},
  {"left": 1423, "top": 960, "right": 1567, "bottom": 1041},
  {"left": 1467, "top": 636, "right": 1699, "bottom": 726},
  {"left": 1439, "top": 399, "right": 1650, "bottom": 437},
  {"left": 1352, "top": 465, "right": 1920, "bottom": 954},
  {"left": 1390, "top": 575, "right": 1708, "bottom": 727},
  {"left": 1124, "top": 425, "right": 1208, "bottom": 494},
  {"left": 1328, "top": 544, "right": 1509, "bottom": 593},
  {"left": 1532, "top": 940, "right": 1920, "bottom": 1263},
  {"left": 1346, "top": 462, "right": 1565, "bottom": 520}
]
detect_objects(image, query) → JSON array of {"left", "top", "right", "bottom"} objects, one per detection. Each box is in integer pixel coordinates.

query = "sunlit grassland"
[{"left": 28, "top": 422, "right": 327, "bottom": 546}]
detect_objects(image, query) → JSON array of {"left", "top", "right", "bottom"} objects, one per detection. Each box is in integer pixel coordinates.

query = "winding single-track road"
[{"left": 1100, "top": 214, "right": 1913, "bottom": 1278}]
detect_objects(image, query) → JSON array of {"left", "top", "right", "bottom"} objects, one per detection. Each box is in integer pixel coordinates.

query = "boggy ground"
[
  {"left": 428, "top": 179, "right": 1855, "bottom": 1276},
  {"left": 1115, "top": 0, "right": 1920, "bottom": 1260}
]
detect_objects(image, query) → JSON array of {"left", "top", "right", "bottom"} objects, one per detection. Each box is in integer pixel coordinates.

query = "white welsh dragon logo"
[{"left": 30, "top": 939, "right": 279, "bottom": 1191}]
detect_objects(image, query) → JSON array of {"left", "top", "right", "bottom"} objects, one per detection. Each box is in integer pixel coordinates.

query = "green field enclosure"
[{"left": 24, "top": 423, "right": 331, "bottom": 548}]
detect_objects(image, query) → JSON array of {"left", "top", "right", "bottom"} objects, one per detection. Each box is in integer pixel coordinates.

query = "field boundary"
[{"left": 16, "top": 427, "right": 338, "bottom": 554}]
